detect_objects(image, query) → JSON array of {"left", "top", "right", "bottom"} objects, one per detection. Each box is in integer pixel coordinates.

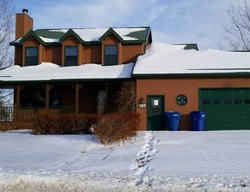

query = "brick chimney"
[{"left": 15, "top": 9, "right": 33, "bottom": 39}]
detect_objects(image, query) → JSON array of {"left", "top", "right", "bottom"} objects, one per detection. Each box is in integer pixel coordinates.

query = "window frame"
[
  {"left": 104, "top": 45, "right": 118, "bottom": 66},
  {"left": 25, "top": 47, "right": 38, "bottom": 66},
  {"left": 64, "top": 46, "right": 78, "bottom": 66}
]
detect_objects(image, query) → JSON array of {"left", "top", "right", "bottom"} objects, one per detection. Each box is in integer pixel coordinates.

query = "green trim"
[
  {"left": 10, "top": 27, "right": 152, "bottom": 46},
  {"left": 98, "top": 27, "right": 151, "bottom": 44},
  {"left": 132, "top": 72, "right": 250, "bottom": 78},
  {"left": 19, "top": 30, "right": 44, "bottom": 44},
  {"left": 0, "top": 77, "right": 134, "bottom": 85},
  {"left": 59, "top": 29, "right": 84, "bottom": 44},
  {"left": 99, "top": 28, "right": 124, "bottom": 43}
]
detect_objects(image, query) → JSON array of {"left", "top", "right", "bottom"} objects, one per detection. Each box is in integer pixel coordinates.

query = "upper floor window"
[
  {"left": 65, "top": 46, "right": 78, "bottom": 66},
  {"left": 104, "top": 45, "right": 118, "bottom": 65},
  {"left": 25, "top": 47, "right": 38, "bottom": 66}
]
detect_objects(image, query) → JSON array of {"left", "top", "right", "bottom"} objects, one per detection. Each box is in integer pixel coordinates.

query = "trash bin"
[
  {"left": 190, "top": 111, "right": 206, "bottom": 131},
  {"left": 165, "top": 111, "right": 181, "bottom": 131}
]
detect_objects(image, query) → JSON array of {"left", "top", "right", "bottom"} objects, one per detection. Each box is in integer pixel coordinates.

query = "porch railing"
[{"left": 0, "top": 106, "right": 75, "bottom": 121}]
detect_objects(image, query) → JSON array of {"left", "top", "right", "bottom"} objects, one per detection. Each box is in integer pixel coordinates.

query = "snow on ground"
[{"left": 1, "top": 130, "right": 250, "bottom": 191}]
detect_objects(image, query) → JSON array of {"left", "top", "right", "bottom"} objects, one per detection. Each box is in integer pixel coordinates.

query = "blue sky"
[{"left": 13, "top": 0, "right": 233, "bottom": 50}]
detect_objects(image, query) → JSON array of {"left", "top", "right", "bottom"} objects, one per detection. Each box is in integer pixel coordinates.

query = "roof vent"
[{"left": 22, "top": 9, "right": 28, "bottom": 14}]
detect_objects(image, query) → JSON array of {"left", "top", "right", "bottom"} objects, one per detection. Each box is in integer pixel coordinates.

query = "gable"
[{"left": 10, "top": 27, "right": 152, "bottom": 46}]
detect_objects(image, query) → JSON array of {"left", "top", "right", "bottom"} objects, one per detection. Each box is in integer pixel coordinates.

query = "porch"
[
  {"left": 0, "top": 106, "right": 75, "bottom": 121},
  {"left": 1, "top": 81, "right": 124, "bottom": 121}
]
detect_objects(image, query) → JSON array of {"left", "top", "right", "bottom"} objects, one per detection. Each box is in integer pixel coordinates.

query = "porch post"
[
  {"left": 75, "top": 83, "right": 79, "bottom": 114},
  {"left": 45, "top": 84, "right": 50, "bottom": 112},
  {"left": 105, "top": 82, "right": 109, "bottom": 113},
  {"left": 15, "top": 85, "right": 21, "bottom": 120}
]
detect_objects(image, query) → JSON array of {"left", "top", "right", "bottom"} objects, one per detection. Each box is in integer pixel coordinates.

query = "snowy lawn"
[{"left": 0, "top": 130, "right": 250, "bottom": 192}]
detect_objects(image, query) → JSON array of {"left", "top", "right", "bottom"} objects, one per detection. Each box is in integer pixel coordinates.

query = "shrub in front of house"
[
  {"left": 0, "top": 121, "right": 32, "bottom": 131},
  {"left": 30, "top": 113, "right": 140, "bottom": 145},
  {"left": 31, "top": 113, "right": 99, "bottom": 135},
  {"left": 94, "top": 113, "right": 140, "bottom": 145}
]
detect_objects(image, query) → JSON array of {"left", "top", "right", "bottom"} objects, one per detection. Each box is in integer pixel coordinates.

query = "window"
[
  {"left": 25, "top": 47, "right": 38, "bottom": 66},
  {"left": 105, "top": 45, "right": 118, "bottom": 65},
  {"left": 20, "top": 88, "right": 45, "bottom": 107},
  {"left": 50, "top": 89, "right": 62, "bottom": 107},
  {"left": 65, "top": 46, "right": 78, "bottom": 66}
]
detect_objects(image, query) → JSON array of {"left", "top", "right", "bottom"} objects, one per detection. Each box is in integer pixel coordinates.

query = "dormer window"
[
  {"left": 25, "top": 47, "right": 38, "bottom": 66},
  {"left": 104, "top": 45, "right": 118, "bottom": 65},
  {"left": 65, "top": 46, "right": 78, "bottom": 66}
]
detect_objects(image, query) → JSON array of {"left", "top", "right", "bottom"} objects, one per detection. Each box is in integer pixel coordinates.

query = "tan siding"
[
  {"left": 45, "top": 46, "right": 62, "bottom": 64},
  {"left": 22, "top": 37, "right": 40, "bottom": 66},
  {"left": 14, "top": 47, "right": 23, "bottom": 65},
  {"left": 123, "top": 44, "right": 143, "bottom": 63},
  {"left": 61, "top": 36, "right": 81, "bottom": 66},
  {"left": 136, "top": 78, "right": 250, "bottom": 131},
  {"left": 101, "top": 35, "right": 120, "bottom": 64},
  {"left": 83, "top": 45, "right": 101, "bottom": 64}
]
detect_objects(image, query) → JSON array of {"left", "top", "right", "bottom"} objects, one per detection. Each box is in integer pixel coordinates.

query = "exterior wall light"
[{"left": 138, "top": 97, "right": 146, "bottom": 108}]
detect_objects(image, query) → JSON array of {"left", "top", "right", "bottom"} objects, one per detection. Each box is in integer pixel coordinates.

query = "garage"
[{"left": 200, "top": 89, "right": 250, "bottom": 130}]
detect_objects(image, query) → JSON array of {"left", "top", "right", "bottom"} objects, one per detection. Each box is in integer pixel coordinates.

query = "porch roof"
[
  {"left": 133, "top": 42, "right": 250, "bottom": 77},
  {"left": 0, "top": 63, "right": 134, "bottom": 84}
]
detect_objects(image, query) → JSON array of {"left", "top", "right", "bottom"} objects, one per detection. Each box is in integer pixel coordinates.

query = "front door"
[{"left": 147, "top": 95, "right": 165, "bottom": 131}]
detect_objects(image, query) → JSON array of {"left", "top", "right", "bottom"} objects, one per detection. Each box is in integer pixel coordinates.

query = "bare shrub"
[
  {"left": 0, "top": 121, "right": 32, "bottom": 131},
  {"left": 95, "top": 113, "right": 140, "bottom": 145},
  {"left": 115, "top": 81, "right": 136, "bottom": 113}
]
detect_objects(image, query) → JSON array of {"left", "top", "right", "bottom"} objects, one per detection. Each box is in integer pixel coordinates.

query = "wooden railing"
[{"left": 0, "top": 106, "right": 75, "bottom": 121}]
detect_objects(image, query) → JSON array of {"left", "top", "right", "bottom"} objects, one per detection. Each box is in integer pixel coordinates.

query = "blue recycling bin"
[
  {"left": 190, "top": 111, "right": 206, "bottom": 131},
  {"left": 165, "top": 111, "right": 181, "bottom": 131}
]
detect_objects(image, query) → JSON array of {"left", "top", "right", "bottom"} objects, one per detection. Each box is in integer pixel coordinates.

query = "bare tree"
[
  {"left": 222, "top": 0, "right": 250, "bottom": 51},
  {"left": 0, "top": 0, "right": 14, "bottom": 68},
  {"left": 0, "top": 0, "right": 15, "bottom": 107}
]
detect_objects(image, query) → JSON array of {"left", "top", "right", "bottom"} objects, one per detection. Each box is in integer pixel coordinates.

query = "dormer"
[
  {"left": 59, "top": 29, "right": 83, "bottom": 66},
  {"left": 99, "top": 27, "right": 152, "bottom": 66},
  {"left": 100, "top": 28, "right": 122, "bottom": 66},
  {"left": 17, "top": 31, "right": 44, "bottom": 66}
]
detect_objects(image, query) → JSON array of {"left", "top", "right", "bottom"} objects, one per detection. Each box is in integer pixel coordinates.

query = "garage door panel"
[{"left": 200, "top": 89, "right": 250, "bottom": 131}]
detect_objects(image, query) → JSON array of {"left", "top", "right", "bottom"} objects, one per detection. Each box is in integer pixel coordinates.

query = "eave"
[{"left": 132, "top": 72, "right": 250, "bottom": 79}]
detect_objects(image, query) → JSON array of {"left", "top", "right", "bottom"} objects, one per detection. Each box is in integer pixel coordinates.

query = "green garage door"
[{"left": 200, "top": 89, "right": 250, "bottom": 130}]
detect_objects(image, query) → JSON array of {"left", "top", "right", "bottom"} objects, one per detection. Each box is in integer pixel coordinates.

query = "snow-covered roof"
[
  {"left": 2, "top": 42, "right": 250, "bottom": 84},
  {"left": 0, "top": 63, "right": 134, "bottom": 83},
  {"left": 133, "top": 42, "right": 250, "bottom": 76},
  {"left": 11, "top": 27, "right": 151, "bottom": 45}
]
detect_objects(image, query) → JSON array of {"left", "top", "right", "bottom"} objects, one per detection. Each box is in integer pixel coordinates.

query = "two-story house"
[
  {"left": 2, "top": 9, "right": 151, "bottom": 119},
  {"left": 2, "top": 10, "right": 250, "bottom": 131}
]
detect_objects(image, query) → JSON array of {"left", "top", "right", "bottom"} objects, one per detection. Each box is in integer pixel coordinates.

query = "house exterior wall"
[
  {"left": 45, "top": 46, "right": 62, "bottom": 64},
  {"left": 15, "top": 36, "right": 146, "bottom": 66},
  {"left": 22, "top": 38, "right": 41, "bottom": 66},
  {"left": 83, "top": 45, "right": 101, "bottom": 64},
  {"left": 15, "top": 47, "right": 23, "bottom": 66},
  {"left": 61, "top": 36, "right": 82, "bottom": 66},
  {"left": 101, "top": 35, "right": 122, "bottom": 64},
  {"left": 136, "top": 77, "right": 250, "bottom": 131},
  {"left": 123, "top": 44, "right": 144, "bottom": 63}
]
